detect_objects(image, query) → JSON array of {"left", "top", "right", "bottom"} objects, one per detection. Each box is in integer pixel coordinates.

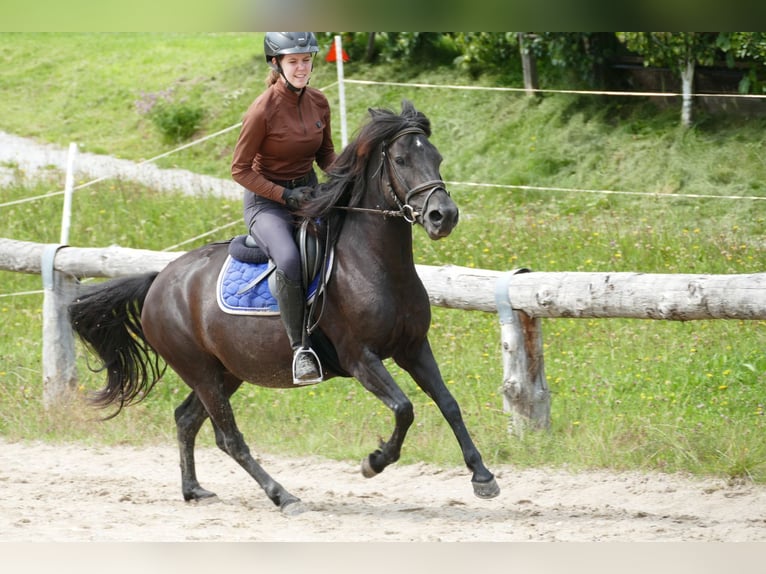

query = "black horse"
[{"left": 69, "top": 100, "right": 500, "bottom": 513}]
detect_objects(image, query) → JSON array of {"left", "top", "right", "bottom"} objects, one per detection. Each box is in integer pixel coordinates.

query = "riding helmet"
[{"left": 264, "top": 32, "right": 319, "bottom": 67}]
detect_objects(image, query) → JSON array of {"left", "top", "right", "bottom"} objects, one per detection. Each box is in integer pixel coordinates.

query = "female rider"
[{"left": 231, "top": 32, "right": 337, "bottom": 384}]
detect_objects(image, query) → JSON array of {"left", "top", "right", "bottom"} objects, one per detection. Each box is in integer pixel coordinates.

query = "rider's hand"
[{"left": 281, "top": 186, "right": 313, "bottom": 210}]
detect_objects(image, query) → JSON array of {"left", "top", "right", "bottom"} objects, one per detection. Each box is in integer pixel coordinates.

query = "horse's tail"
[{"left": 68, "top": 272, "right": 166, "bottom": 418}]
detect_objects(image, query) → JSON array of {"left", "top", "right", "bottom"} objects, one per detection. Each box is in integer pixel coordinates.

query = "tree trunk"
[
  {"left": 518, "top": 32, "right": 539, "bottom": 97},
  {"left": 680, "top": 57, "right": 695, "bottom": 127},
  {"left": 365, "top": 32, "right": 376, "bottom": 62}
]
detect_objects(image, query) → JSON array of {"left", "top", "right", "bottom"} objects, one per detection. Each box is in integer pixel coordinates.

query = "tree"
[
  {"left": 722, "top": 32, "right": 766, "bottom": 93},
  {"left": 617, "top": 32, "right": 722, "bottom": 127},
  {"left": 534, "top": 33, "right": 620, "bottom": 88}
]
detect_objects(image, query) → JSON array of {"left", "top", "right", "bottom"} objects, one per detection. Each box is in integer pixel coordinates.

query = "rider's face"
[{"left": 277, "top": 53, "right": 313, "bottom": 89}]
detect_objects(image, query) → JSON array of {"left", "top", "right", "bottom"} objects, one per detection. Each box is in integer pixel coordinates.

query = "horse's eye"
[{"left": 394, "top": 156, "right": 405, "bottom": 166}]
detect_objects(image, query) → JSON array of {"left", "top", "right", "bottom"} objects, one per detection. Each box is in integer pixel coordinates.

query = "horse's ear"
[
  {"left": 368, "top": 107, "right": 383, "bottom": 119},
  {"left": 400, "top": 99, "right": 431, "bottom": 136}
]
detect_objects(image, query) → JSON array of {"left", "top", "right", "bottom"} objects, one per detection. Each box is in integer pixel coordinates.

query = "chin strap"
[{"left": 280, "top": 70, "right": 303, "bottom": 93}]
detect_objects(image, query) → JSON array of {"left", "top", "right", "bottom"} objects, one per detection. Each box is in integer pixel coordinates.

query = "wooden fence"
[{"left": 2, "top": 236, "right": 765, "bottom": 431}]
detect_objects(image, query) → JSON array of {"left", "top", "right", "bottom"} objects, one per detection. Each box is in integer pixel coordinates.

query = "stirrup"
[{"left": 292, "top": 347, "right": 323, "bottom": 386}]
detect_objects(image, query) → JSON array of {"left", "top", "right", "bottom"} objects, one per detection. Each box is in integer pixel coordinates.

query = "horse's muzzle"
[{"left": 422, "top": 190, "right": 459, "bottom": 239}]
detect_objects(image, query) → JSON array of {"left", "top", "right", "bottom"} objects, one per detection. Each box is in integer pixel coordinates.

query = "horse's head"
[
  {"left": 305, "top": 100, "right": 459, "bottom": 240},
  {"left": 376, "top": 101, "right": 459, "bottom": 240}
]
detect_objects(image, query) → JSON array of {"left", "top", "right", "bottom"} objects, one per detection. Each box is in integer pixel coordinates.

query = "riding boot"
[{"left": 273, "top": 270, "right": 321, "bottom": 384}]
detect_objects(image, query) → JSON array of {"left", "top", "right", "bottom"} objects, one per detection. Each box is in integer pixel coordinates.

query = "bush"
[
  {"left": 149, "top": 101, "right": 205, "bottom": 144},
  {"left": 135, "top": 89, "right": 205, "bottom": 144}
]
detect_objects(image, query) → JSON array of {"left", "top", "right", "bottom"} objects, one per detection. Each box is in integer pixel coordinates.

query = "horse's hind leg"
[
  {"left": 175, "top": 391, "right": 217, "bottom": 501},
  {"left": 178, "top": 369, "right": 302, "bottom": 513},
  {"left": 174, "top": 378, "right": 243, "bottom": 502}
]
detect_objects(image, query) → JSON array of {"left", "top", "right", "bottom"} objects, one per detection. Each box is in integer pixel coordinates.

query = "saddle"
[
  {"left": 216, "top": 220, "right": 349, "bottom": 379},
  {"left": 217, "top": 219, "right": 332, "bottom": 316}
]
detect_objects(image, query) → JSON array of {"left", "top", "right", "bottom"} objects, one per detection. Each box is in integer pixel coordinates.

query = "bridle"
[{"left": 336, "top": 127, "right": 449, "bottom": 224}]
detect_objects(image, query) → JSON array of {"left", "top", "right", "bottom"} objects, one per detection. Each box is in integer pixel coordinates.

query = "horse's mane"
[{"left": 298, "top": 99, "right": 431, "bottom": 231}]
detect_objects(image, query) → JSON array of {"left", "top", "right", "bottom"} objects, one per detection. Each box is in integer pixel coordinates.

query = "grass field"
[{"left": 1, "top": 33, "right": 765, "bottom": 481}]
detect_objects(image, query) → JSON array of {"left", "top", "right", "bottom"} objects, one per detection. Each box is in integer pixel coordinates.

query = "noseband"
[{"left": 381, "top": 127, "right": 449, "bottom": 224}]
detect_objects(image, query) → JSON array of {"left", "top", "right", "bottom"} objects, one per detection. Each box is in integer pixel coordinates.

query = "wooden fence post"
[
  {"left": 41, "top": 244, "right": 79, "bottom": 408},
  {"left": 495, "top": 269, "right": 550, "bottom": 434}
]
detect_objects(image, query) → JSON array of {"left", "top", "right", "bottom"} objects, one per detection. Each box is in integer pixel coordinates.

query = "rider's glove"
[{"left": 281, "top": 186, "right": 313, "bottom": 211}]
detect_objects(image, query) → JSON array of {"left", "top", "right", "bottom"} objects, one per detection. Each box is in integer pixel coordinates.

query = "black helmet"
[{"left": 264, "top": 32, "right": 319, "bottom": 67}]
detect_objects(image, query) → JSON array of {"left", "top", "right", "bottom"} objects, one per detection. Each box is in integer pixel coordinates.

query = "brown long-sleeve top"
[{"left": 231, "top": 79, "right": 336, "bottom": 203}]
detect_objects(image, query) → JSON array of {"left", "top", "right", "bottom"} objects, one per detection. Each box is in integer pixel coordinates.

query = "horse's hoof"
[
  {"left": 184, "top": 486, "right": 218, "bottom": 503},
  {"left": 281, "top": 498, "right": 306, "bottom": 516},
  {"left": 361, "top": 456, "right": 379, "bottom": 478},
  {"left": 472, "top": 477, "right": 500, "bottom": 499}
]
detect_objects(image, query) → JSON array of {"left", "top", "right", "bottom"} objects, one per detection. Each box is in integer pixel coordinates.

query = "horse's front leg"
[
  {"left": 352, "top": 351, "right": 415, "bottom": 478},
  {"left": 396, "top": 339, "right": 500, "bottom": 499}
]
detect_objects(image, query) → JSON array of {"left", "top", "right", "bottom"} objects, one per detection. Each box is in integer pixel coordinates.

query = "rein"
[{"left": 335, "top": 127, "right": 448, "bottom": 224}]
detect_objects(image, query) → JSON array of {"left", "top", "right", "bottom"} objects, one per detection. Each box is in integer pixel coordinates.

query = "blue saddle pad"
[{"left": 216, "top": 255, "right": 322, "bottom": 316}]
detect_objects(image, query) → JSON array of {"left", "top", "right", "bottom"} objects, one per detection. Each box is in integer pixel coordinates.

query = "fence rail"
[
  {"left": 6, "top": 238, "right": 765, "bottom": 319},
  {"left": 2, "top": 236, "right": 765, "bottom": 428}
]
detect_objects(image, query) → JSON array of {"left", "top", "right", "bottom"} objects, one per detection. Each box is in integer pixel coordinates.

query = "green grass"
[{"left": 1, "top": 33, "right": 765, "bottom": 482}]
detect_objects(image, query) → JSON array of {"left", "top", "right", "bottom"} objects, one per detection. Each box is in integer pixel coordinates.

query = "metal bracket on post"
[
  {"left": 494, "top": 268, "right": 530, "bottom": 325},
  {"left": 41, "top": 243, "right": 65, "bottom": 291},
  {"left": 41, "top": 243, "right": 79, "bottom": 408},
  {"left": 494, "top": 267, "right": 550, "bottom": 434}
]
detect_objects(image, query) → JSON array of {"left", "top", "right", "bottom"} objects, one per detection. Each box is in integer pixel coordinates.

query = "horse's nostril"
[{"left": 424, "top": 196, "right": 458, "bottom": 235}]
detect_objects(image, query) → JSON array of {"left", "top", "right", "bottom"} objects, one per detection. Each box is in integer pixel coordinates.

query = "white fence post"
[
  {"left": 334, "top": 34, "right": 348, "bottom": 148},
  {"left": 60, "top": 142, "right": 77, "bottom": 245}
]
